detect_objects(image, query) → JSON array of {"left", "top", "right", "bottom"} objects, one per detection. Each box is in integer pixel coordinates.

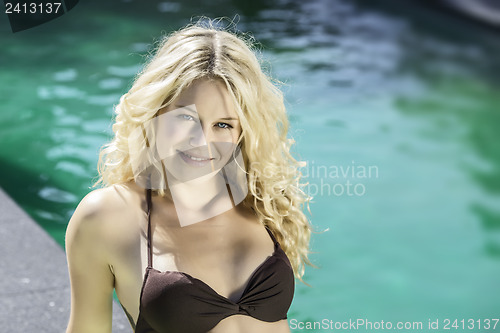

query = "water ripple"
[
  {"left": 107, "top": 64, "right": 143, "bottom": 77},
  {"left": 38, "top": 187, "right": 78, "bottom": 203},
  {"left": 98, "top": 78, "right": 124, "bottom": 90},
  {"left": 37, "top": 85, "right": 86, "bottom": 100},
  {"left": 53, "top": 68, "right": 78, "bottom": 82}
]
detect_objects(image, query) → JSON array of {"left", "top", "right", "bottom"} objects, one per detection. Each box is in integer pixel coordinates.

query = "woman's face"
[{"left": 155, "top": 79, "right": 242, "bottom": 184}]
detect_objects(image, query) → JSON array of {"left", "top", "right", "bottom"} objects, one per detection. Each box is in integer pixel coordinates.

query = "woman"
[{"left": 65, "top": 20, "right": 312, "bottom": 333}]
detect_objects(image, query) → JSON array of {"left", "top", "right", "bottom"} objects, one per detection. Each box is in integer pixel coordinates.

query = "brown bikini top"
[{"left": 134, "top": 189, "right": 295, "bottom": 333}]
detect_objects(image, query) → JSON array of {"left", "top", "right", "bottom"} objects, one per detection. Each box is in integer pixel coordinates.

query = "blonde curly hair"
[{"left": 96, "top": 19, "right": 313, "bottom": 281}]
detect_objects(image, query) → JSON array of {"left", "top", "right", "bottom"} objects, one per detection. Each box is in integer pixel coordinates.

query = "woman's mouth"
[{"left": 178, "top": 150, "right": 215, "bottom": 167}]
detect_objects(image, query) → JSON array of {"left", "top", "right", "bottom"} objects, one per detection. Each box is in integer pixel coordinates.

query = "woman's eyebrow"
[
  {"left": 174, "top": 104, "right": 197, "bottom": 112},
  {"left": 173, "top": 104, "right": 238, "bottom": 121}
]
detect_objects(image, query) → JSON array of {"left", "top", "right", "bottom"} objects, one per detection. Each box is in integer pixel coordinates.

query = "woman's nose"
[{"left": 189, "top": 124, "right": 208, "bottom": 147}]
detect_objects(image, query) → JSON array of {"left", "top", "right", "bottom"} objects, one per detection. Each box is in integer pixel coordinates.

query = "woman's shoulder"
[
  {"left": 79, "top": 183, "right": 141, "bottom": 213},
  {"left": 66, "top": 182, "right": 145, "bottom": 242}
]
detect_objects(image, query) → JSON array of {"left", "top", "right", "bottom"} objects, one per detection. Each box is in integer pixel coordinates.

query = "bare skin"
[{"left": 65, "top": 80, "right": 292, "bottom": 333}]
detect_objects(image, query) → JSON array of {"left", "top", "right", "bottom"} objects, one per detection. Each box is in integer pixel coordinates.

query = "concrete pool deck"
[{"left": 0, "top": 187, "right": 130, "bottom": 332}]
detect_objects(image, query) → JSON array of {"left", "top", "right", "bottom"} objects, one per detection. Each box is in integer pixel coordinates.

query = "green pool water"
[{"left": 1, "top": 0, "right": 500, "bottom": 331}]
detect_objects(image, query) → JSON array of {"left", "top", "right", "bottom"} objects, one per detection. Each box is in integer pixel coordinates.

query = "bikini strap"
[
  {"left": 264, "top": 226, "right": 280, "bottom": 247},
  {"left": 146, "top": 189, "right": 153, "bottom": 268}
]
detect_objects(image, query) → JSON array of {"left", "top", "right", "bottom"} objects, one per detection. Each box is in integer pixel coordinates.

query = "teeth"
[{"left": 184, "top": 152, "right": 210, "bottom": 161}]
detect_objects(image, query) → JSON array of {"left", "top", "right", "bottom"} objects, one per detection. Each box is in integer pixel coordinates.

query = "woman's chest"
[{"left": 111, "top": 224, "right": 276, "bottom": 325}]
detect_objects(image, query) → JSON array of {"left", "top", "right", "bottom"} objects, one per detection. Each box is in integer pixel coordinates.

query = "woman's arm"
[{"left": 65, "top": 192, "right": 115, "bottom": 333}]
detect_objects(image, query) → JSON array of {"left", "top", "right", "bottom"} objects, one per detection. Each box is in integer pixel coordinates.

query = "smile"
[
  {"left": 178, "top": 150, "right": 215, "bottom": 167},
  {"left": 181, "top": 151, "right": 213, "bottom": 161}
]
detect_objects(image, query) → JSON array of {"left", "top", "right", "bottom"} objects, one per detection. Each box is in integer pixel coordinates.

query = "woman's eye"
[
  {"left": 215, "top": 122, "right": 232, "bottom": 129},
  {"left": 178, "top": 114, "right": 194, "bottom": 121}
]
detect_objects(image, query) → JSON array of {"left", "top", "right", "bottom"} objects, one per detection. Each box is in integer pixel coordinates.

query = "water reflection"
[
  {"left": 53, "top": 68, "right": 78, "bottom": 82},
  {"left": 392, "top": 23, "right": 500, "bottom": 259},
  {"left": 243, "top": 0, "right": 500, "bottom": 262}
]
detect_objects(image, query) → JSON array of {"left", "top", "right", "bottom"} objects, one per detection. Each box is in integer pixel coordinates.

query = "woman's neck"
[{"left": 166, "top": 171, "right": 235, "bottom": 227}]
